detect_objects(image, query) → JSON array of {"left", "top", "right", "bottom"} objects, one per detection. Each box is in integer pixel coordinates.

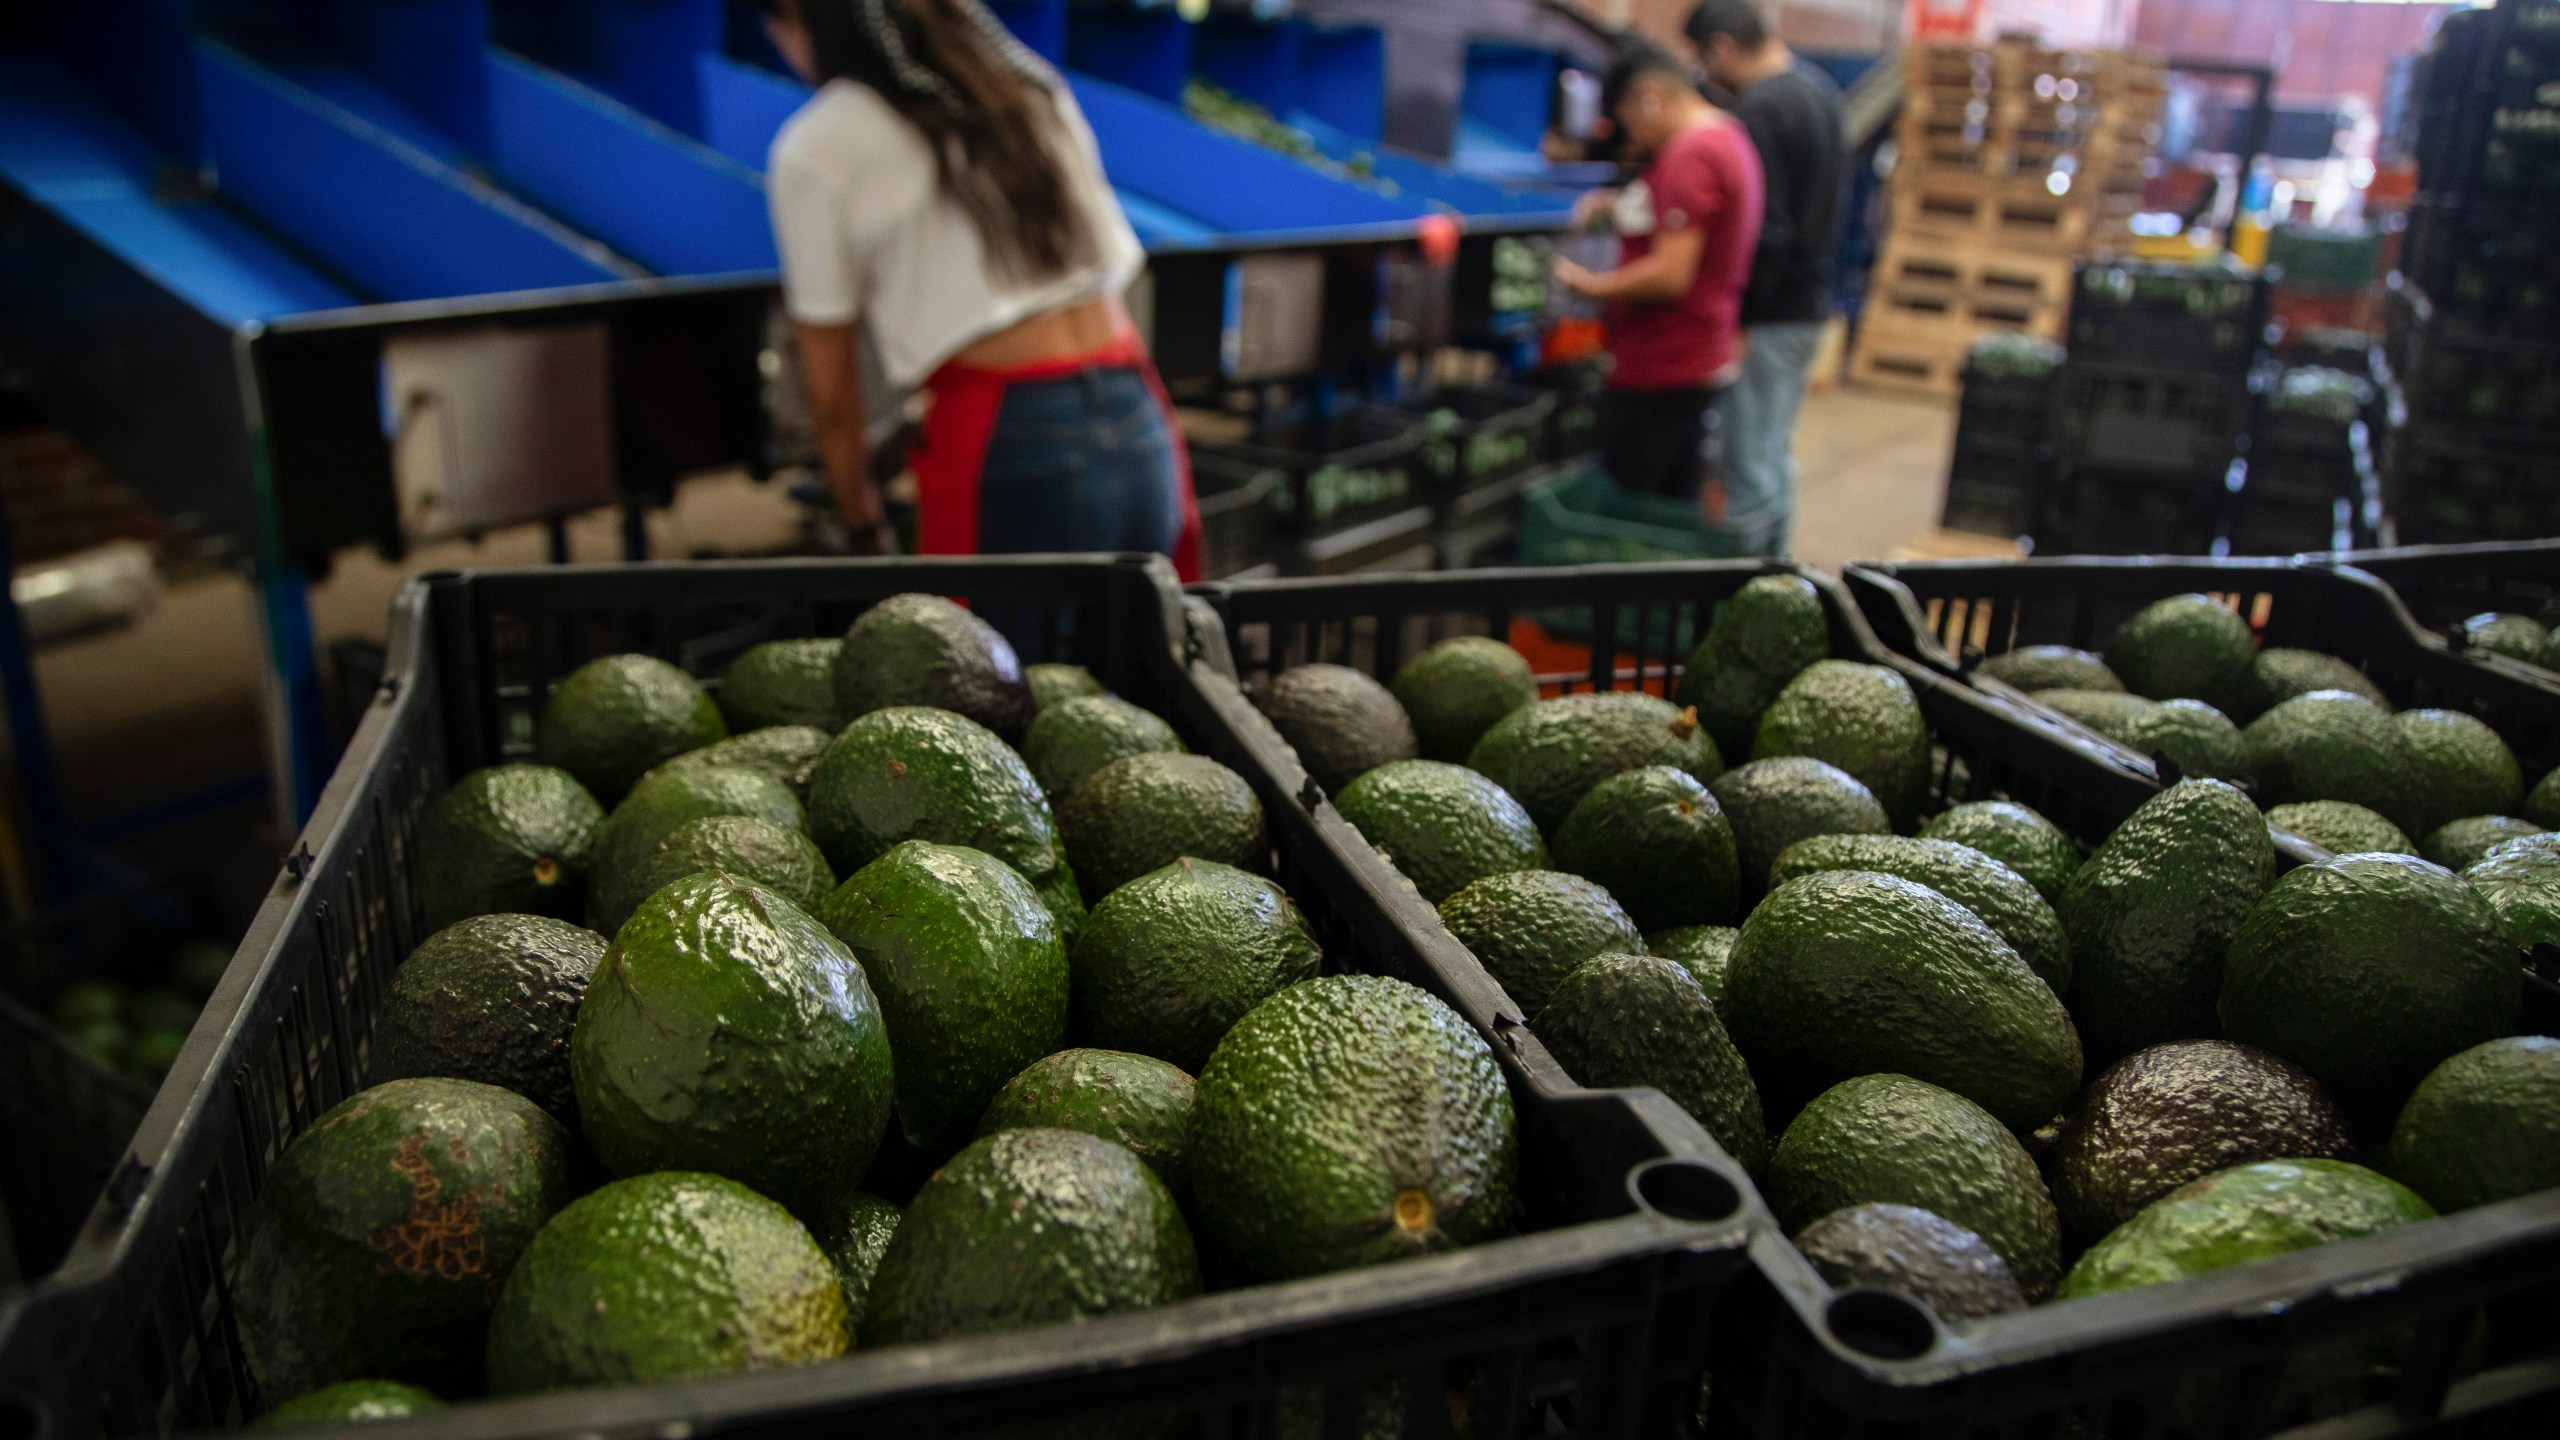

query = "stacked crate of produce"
[
  {"left": 1850, "top": 41, "right": 2164, "bottom": 395},
  {"left": 1941, "top": 332, "right": 2064, "bottom": 539},
  {"left": 2231, "top": 363, "right": 2380, "bottom": 555}
]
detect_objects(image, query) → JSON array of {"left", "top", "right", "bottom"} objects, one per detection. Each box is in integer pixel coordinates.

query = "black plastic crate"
[
  {"left": 2402, "top": 194, "right": 2560, "bottom": 332},
  {"left": 1404, "top": 386, "right": 1560, "bottom": 497},
  {"left": 2066, "top": 261, "right": 2271, "bottom": 376},
  {"left": 2400, "top": 316, "right": 2560, "bottom": 433},
  {"left": 1939, "top": 449, "right": 2048, "bottom": 541},
  {"left": 2341, "top": 538, "right": 2560, "bottom": 637},
  {"left": 2036, "top": 464, "right": 2232, "bottom": 557},
  {"left": 1952, "top": 369, "right": 2055, "bottom": 464},
  {"left": 0, "top": 557, "right": 1758, "bottom": 1440},
  {"left": 1191, "top": 409, "right": 1430, "bottom": 540},
  {"left": 0, "top": 988, "right": 146, "bottom": 1281},
  {"left": 2384, "top": 425, "right": 2560, "bottom": 544},
  {"left": 2053, "top": 366, "right": 2250, "bottom": 478},
  {"left": 1518, "top": 361, "right": 1606, "bottom": 461},
  {"left": 1187, "top": 450, "right": 1280, "bottom": 580}
]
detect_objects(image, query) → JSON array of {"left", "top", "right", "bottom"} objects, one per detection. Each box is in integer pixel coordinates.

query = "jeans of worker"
[
  {"left": 1719, "top": 320, "right": 1825, "bottom": 557},
  {"left": 974, "top": 366, "right": 1182, "bottom": 557}
]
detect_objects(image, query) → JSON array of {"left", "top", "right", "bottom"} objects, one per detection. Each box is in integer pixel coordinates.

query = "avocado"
[
  {"left": 1768, "top": 1074, "right": 2061, "bottom": 1299},
  {"left": 1919, "top": 800, "right": 2080, "bottom": 903},
  {"left": 257, "top": 1381, "right": 444, "bottom": 1427},
  {"left": 832, "top": 593, "right": 1035, "bottom": 739},
  {"left": 2462, "top": 612, "right": 2548, "bottom": 664},
  {"left": 536, "top": 654, "right": 726, "bottom": 803},
  {"left": 1977, "top": 646, "right": 2120, "bottom": 694},
  {"left": 862, "top": 1128, "right": 1200, "bottom": 1345},
  {"left": 809, "top": 1189, "right": 901, "bottom": 1327},
  {"left": 2462, "top": 831, "right": 2560, "bottom": 953},
  {"left": 1027, "top": 662, "right": 1107, "bottom": 712},
  {"left": 235, "top": 1078, "right": 578, "bottom": 1396},
  {"left": 1534, "top": 953, "right": 1766, "bottom": 1173},
  {"left": 1791, "top": 1203, "right": 2026, "bottom": 1322},
  {"left": 1725, "top": 872, "right": 2081, "bottom": 1131},
  {"left": 978, "top": 1048, "right": 1197, "bottom": 1203},
  {"left": 2053, "top": 1040, "right": 2352, "bottom": 1244},
  {"left": 486, "top": 1171, "right": 847, "bottom": 1392},
  {"left": 719, "top": 639, "right": 842, "bottom": 733},
  {"left": 1674, "top": 573, "right": 1831, "bottom": 759},
  {"left": 2526, "top": 765, "right": 2560, "bottom": 829},
  {"left": 2238, "top": 648, "right": 2390, "bottom": 719},
  {"left": 805, "top": 706, "right": 1082, "bottom": 935},
  {"left": 1647, "top": 925, "right": 1738, "bottom": 1006},
  {"left": 651, "top": 725, "right": 834, "bottom": 800},
  {"left": 589, "top": 814, "right": 835, "bottom": 937},
  {"left": 1766, "top": 834, "right": 2071, "bottom": 995},
  {"left": 372, "top": 915, "right": 607, "bottom": 1127},
  {"left": 818, "top": 840, "right": 1069, "bottom": 1150},
  {"left": 2057, "top": 1160, "right": 2433, "bottom": 1299},
  {"left": 50, "top": 979, "right": 121, "bottom": 1030},
  {"left": 2423, "top": 815, "right": 2544, "bottom": 872},
  {"left": 1190, "top": 975, "right": 1515, "bottom": 1280},
  {"left": 2105, "top": 594, "right": 2255, "bottom": 705},
  {"left": 2384, "top": 1036, "right": 2560, "bottom": 1211},
  {"left": 1067, "top": 857, "right": 1323, "bottom": 1073},
  {"left": 2060, "top": 780, "right": 2275, "bottom": 1066},
  {"left": 2219, "top": 853, "right": 2519, "bottom": 1120},
  {"left": 1333, "top": 759, "right": 1546, "bottom": 904},
  {"left": 2242, "top": 690, "right": 2422, "bottom": 831},
  {"left": 1551, "top": 766, "right": 1740, "bottom": 930},
  {"left": 1055, "top": 751, "right": 1266, "bottom": 903},
  {"left": 2119, "top": 699, "right": 2252, "bottom": 784},
  {"left": 416, "top": 765, "right": 604, "bottom": 930},
  {"left": 572, "top": 871, "right": 895, "bottom": 1215},
  {"left": 1392, "top": 636, "right": 1539, "bottom": 763},
  {"left": 1707, "top": 757, "right": 1892, "bottom": 899},
  {"left": 2266, "top": 801, "right": 2414, "bottom": 857},
  {"left": 587, "top": 764, "right": 805, "bottom": 929},
  {"left": 1022, "top": 695, "right": 1185, "bottom": 801},
  {"left": 1258, "top": 663, "right": 1419, "bottom": 794},
  {"left": 2034, "top": 688, "right": 2159, "bottom": 739},
  {"left": 1753, "top": 661, "right": 1932, "bottom": 829},
  {"left": 1467, "top": 692, "right": 1723, "bottom": 837},
  {"left": 2394, "top": 708, "right": 2525, "bottom": 836},
  {"left": 1437, "top": 870, "right": 1645, "bottom": 1015}
]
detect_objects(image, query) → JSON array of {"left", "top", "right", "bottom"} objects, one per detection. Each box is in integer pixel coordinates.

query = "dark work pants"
[{"left": 1601, "top": 385, "right": 1721, "bottom": 501}]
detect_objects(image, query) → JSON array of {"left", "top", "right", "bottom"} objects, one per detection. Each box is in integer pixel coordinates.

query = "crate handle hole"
[
  {"left": 1825, "top": 1289, "right": 1940, "bottom": 1361},
  {"left": 1628, "top": 1158, "right": 1739, "bottom": 1223}
]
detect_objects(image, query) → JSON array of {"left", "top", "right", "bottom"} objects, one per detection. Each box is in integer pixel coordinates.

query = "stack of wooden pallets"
[{"left": 1850, "top": 41, "right": 2165, "bottom": 396}]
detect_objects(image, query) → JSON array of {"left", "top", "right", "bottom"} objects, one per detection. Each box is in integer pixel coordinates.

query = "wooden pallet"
[
  {"left": 1868, "top": 241, "right": 2074, "bottom": 332},
  {"left": 1889, "top": 170, "right": 2142, "bottom": 256},
  {"left": 1845, "top": 315, "right": 1975, "bottom": 397}
]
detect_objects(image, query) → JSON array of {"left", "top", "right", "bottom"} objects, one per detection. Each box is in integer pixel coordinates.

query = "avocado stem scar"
[
  {"left": 1394, "top": 1189, "right": 1433, "bottom": 1233},
  {"left": 533, "top": 857, "right": 561, "bottom": 887}
]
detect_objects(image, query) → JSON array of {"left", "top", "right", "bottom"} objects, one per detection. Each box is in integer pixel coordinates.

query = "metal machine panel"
[{"left": 384, "top": 321, "right": 618, "bottom": 542}]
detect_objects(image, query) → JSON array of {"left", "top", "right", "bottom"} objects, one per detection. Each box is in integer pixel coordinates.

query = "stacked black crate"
[
  {"left": 1941, "top": 333, "right": 2062, "bottom": 539},
  {"left": 2230, "top": 359, "right": 2378, "bottom": 554}
]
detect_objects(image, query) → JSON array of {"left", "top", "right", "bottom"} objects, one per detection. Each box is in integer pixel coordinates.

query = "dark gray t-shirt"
[{"left": 1732, "top": 60, "right": 1846, "bottom": 326}]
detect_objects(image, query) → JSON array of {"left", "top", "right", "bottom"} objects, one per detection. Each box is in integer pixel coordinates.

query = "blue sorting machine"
[{"left": 0, "top": 0, "right": 1570, "bottom": 825}]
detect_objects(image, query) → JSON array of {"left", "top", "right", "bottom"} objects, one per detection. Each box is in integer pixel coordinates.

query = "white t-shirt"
[{"left": 767, "top": 76, "right": 1145, "bottom": 390}]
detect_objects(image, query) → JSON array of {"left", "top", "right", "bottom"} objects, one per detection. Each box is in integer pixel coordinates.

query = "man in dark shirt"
[{"left": 1685, "top": 0, "right": 1845, "bottom": 557}]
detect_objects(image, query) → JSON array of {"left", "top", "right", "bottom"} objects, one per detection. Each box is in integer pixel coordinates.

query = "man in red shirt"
[{"left": 1555, "top": 51, "right": 1765, "bottom": 502}]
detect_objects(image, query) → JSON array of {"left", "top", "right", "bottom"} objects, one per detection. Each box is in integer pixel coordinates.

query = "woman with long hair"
[{"left": 755, "top": 0, "right": 1198, "bottom": 575}]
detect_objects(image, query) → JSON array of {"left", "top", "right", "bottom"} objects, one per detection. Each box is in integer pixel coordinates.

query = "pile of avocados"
[
  {"left": 237, "top": 593, "right": 1520, "bottom": 1424},
  {"left": 2455, "top": 603, "right": 2560, "bottom": 675},
  {"left": 1255, "top": 576, "right": 2560, "bottom": 1411}
]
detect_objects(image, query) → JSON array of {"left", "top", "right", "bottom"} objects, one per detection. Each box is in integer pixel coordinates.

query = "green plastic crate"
[{"left": 1518, "top": 466, "right": 1749, "bottom": 647}]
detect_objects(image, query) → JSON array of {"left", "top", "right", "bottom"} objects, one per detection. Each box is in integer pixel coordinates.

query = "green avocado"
[
  {"left": 1333, "top": 759, "right": 1546, "bottom": 904},
  {"left": 719, "top": 639, "right": 842, "bottom": 733},
  {"left": 1391, "top": 636, "right": 1539, "bottom": 763},
  {"left": 2423, "top": 816, "right": 2544, "bottom": 872},
  {"left": 1022, "top": 695, "right": 1185, "bottom": 801},
  {"left": 832, "top": 593, "right": 1035, "bottom": 739},
  {"left": 1534, "top": 953, "right": 1766, "bottom": 1173},
  {"left": 589, "top": 814, "right": 834, "bottom": 937},
  {"left": 1067, "top": 857, "right": 1323, "bottom": 1074},
  {"left": 1725, "top": 871, "right": 2081, "bottom": 1131},
  {"left": 415, "top": 765, "right": 604, "bottom": 930},
  {"left": 1190, "top": 975, "right": 1515, "bottom": 1280},
  {"left": 2242, "top": 690, "right": 2422, "bottom": 832},
  {"left": 2237, "top": 648, "right": 2390, "bottom": 719},
  {"left": 2462, "top": 612, "right": 2549, "bottom": 664},
  {"left": 1919, "top": 800, "right": 2080, "bottom": 903},
  {"left": 372, "top": 914, "right": 607, "bottom": 1127},
  {"left": 978, "top": 1048, "right": 1197, "bottom": 1203},
  {"left": 2058, "top": 1160, "right": 2433, "bottom": 1299},
  {"left": 1753, "top": 660, "right": 1932, "bottom": 829},
  {"left": 572, "top": 872, "right": 895, "bottom": 1215},
  {"left": 1647, "top": 925, "right": 1738, "bottom": 1006},
  {"left": 1790, "top": 1203, "right": 2026, "bottom": 1322},
  {"left": 2034, "top": 688, "right": 2159, "bottom": 739},
  {"left": 1438, "top": 869, "right": 1645, "bottom": 1015},
  {"left": 2267, "top": 800, "right": 2414, "bottom": 857},
  {"left": 257, "top": 1381, "right": 445, "bottom": 1427},
  {"left": 1259, "top": 663, "right": 1419, "bottom": 794},
  {"left": 2525, "top": 765, "right": 2560, "bottom": 830},
  {"left": 2119, "top": 699, "right": 2252, "bottom": 785},
  {"left": 2394, "top": 708, "right": 2525, "bottom": 836},
  {"left": 1768, "top": 1074, "right": 2062, "bottom": 1300},
  {"left": 1707, "top": 757, "right": 1892, "bottom": 900},
  {"left": 1766, "top": 834, "right": 2070, "bottom": 995},
  {"left": 651, "top": 725, "right": 834, "bottom": 800},
  {"left": 1057, "top": 752, "right": 1266, "bottom": 901},
  {"left": 809, "top": 1189, "right": 901, "bottom": 1328},
  {"left": 818, "top": 840, "right": 1069, "bottom": 1150},
  {"left": 486, "top": 1171, "right": 847, "bottom": 1392},
  {"left": 1674, "top": 573, "right": 1831, "bottom": 760},
  {"left": 1977, "top": 645, "right": 2120, "bottom": 694},
  {"left": 2463, "top": 831, "right": 2560, "bottom": 953},
  {"left": 536, "top": 654, "right": 726, "bottom": 803},
  {"left": 1551, "top": 766, "right": 1740, "bottom": 930},
  {"left": 1467, "top": 692, "right": 1723, "bottom": 838},
  {"left": 805, "top": 706, "right": 1082, "bottom": 936},
  {"left": 235, "top": 1078, "right": 579, "bottom": 1396},
  {"left": 2219, "top": 853, "right": 2519, "bottom": 1120},
  {"left": 586, "top": 764, "right": 805, "bottom": 930},
  {"left": 2054, "top": 1040, "right": 2352, "bottom": 1244},
  {"left": 1026, "top": 663, "right": 1107, "bottom": 712},
  {"left": 2060, "top": 780, "right": 2275, "bottom": 1066},
  {"left": 2384, "top": 1036, "right": 2560, "bottom": 1212},
  {"left": 2105, "top": 594, "right": 2255, "bottom": 706},
  {"left": 862, "top": 1128, "right": 1200, "bottom": 1345}
]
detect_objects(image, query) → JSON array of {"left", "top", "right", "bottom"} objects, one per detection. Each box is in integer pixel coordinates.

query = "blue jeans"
[
  {"left": 974, "top": 366, "right": 1182, "bottom": 558},
  {"left": 1719, "top": 321, "right": 1825, "bottom": 557}
]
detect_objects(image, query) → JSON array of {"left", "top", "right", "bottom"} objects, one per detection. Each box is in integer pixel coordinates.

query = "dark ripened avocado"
[
  {"left": 718, "top": 639, "right": 842, "bottom": 734},
  {"left": 2058, "top": 1160, "right": 2432, "bottom": 1300},
  {"left": 977, "top": 1048, "right": 1197, "bottom": 1203},
  {"left": 1333, "top": 759, "right": 1546, "bottom": 904},
  {"left": 2267, "top": 800, "right": 2415, "bottom": 857},
  {"left": 1067, "top": 857, "right": 1323, "bottom": 1074},
  {"left": 1674, "top": 573, "right": 1831, "bottom": 760},
  {"left": 2104, "top": 593, "right": 2255, "bottom": 706},
  {"left": 371, "top": 914, "right": 607, "bottom": 1128},
  {"left": 832, "top": 592, "right": 1035, "bottom": 739},
  {"left": 2241, "top": 690, "right": 2422, "bottom": 833},
  {"left": 1467, "top": 691, "right": 1723, "bottom": 838},
  {"left": 1550, "top": 765, "right": 1740, "bottom": 930},
  {"left": 651, "top": 725, "right": 835, "bottom": 801},
  {"left": 1707, "top": 757, "right": 1892, "bottom": 900},
  {"left": 1977, "top": 645, "right": 2120, "bottom": 695},
  {"left": 1437, "top": 869, "right": 1645, "bottom": 1015},
  {"left": 1021, "top": 695, "right": 1185, "bottom": 802},
  {"left": 257, "top": 1380, "right": 444, "bottom": 1427},
  {"left": 1026, "top": 662, "right": 1107, "bottom": 712},
  {"left": 586, "top": 764, "right": 805, "bottom": 930},
  {"left": 1258, "top": 663, "right": 1419, "bottom": 794},
  {"left": 1534, "top": 952, "right": 1766, "bottom": 1173},
  {"left": 1791, "top": 1202, "right": 2027, "bottom": 1323},
  {"left": 587, "top": 814, "right": 834, "bottom": 938},
  {"left": 535, "top": 654, "right": 726, "bottom": 803},
  {"left": 1056, "top": 751, "right": 1266, "bottom": 901},
  {"left": 1391, "top": 635, "right": 1539, "bottom": 763},
  {"left": 809, "top": 1188, "right": 901, "bottom": 1328},
  {"left": 2384, "top": 1036, "right": 2560, "bottom": 1212},
  {"left": 2463, "top": 831, "right": 2560, "bottom": 954},
  {"left": 415, "top": 765, "right": 604, "bottom": 931},
  {"left": 2424, "top": 815, "right": 2544, "bottom": 873},
  {"left": 2394, "top": 708, "right": 2526, "bottom": 837},
  {"left": 1919, "top": 800, "right": 2081, "bottom": 903},
  {"left": 1647, "top": 924, "right": 1739, "bottom": 1007},
  {"left": 1766, "top": 833, "right": 2071, "bottom": 996},
  {"left": 1752, "top": 660, "right": 1932, "bottom": 829}
]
